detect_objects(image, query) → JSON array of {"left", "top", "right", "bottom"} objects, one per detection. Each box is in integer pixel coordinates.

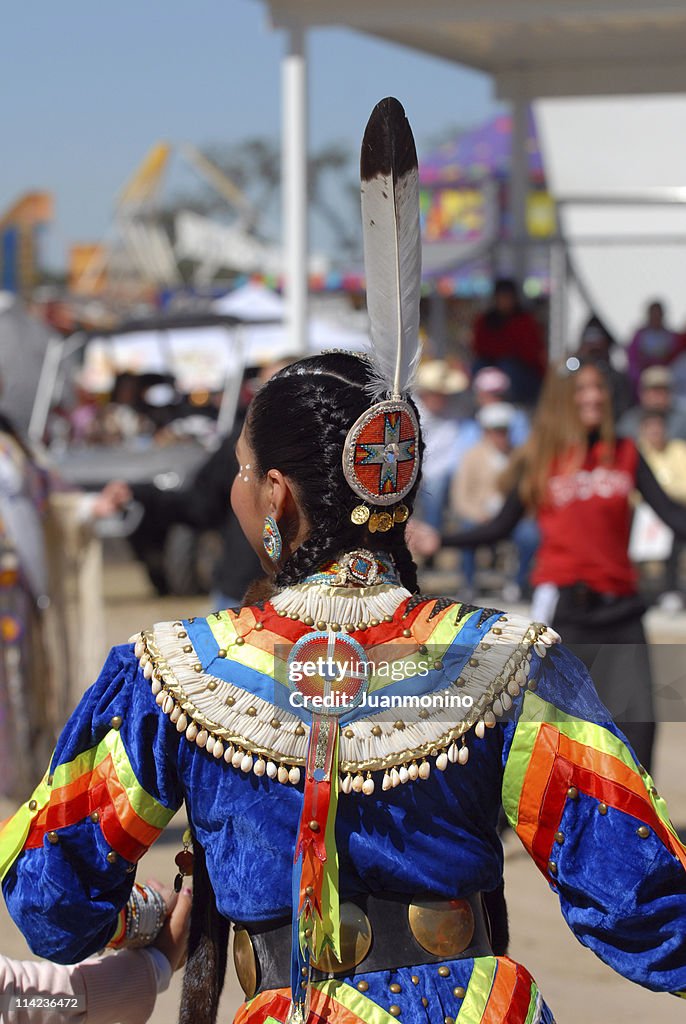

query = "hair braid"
[
  {"left": 178, "top": 839, "right": 229, "bottom": 1024},
  {"left": 385, "top": 526, "right": 420, "bottom": 593},
  {"left": 274, "top": 379, "right": 357, "bottom": 587}
]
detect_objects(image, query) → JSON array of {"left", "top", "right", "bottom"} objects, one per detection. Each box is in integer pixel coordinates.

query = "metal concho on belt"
[
  {"left": 233, "top": 927, "right": 258, "bottom": 998},
  {"left": 312, "top": 902, "right": 372, "bottom": 974},
  {"left": 408, "top": 897, "right": 475, "bottom": 957},
  {"left": 233, "top": 895, "right": 480, "bottom": 995}
]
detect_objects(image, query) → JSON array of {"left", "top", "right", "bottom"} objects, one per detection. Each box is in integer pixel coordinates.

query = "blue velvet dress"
[{"left": 1, "top": 589, "right": 685, "bottom": 1024}]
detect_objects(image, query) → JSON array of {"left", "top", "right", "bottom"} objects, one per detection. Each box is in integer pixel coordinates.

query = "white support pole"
[
  {"left": 548, "top": 240, "right": 569, "bottom": 361},
  {"left": 282, "top": 25, "right": 308, "bottom": 354},
  {"left": 510, "top": 92, "right": 529, "bottom": 288}
]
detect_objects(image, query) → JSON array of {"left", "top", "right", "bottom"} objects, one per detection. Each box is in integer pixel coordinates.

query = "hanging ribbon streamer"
[{"left": 289, "top": 716, "right": 341, "bottom": 1024}]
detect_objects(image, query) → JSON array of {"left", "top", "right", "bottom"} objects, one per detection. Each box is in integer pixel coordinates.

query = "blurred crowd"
[
  {"left": 51, "top": 371, "right": 222, "bottom": 450},
  {"left": 413, "top": 283, "right": 686, "bottom": 611}
]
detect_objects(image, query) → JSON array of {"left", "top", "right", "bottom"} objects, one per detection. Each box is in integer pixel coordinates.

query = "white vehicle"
[{"left": 31, "top": 312, "right": 250, "bottom": 594}]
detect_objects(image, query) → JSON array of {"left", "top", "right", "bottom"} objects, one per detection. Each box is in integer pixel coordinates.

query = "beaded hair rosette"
[{"left": 343, "top": 401, "right": 419, "bottom": 508}]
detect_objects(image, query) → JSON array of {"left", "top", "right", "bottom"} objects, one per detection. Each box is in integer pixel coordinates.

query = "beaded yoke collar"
[{"left": 132, "top": 569, "right": 559, "bottom": 795}]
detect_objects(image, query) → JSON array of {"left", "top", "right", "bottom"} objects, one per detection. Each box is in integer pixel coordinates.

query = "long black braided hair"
[{"left": 179, "top": 351, "right": 425, "bottom": 1024}]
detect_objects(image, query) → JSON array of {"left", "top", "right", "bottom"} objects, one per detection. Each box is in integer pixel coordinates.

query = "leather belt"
[{"left": 233, "top": 892, "right": 493, "bottom": 997}]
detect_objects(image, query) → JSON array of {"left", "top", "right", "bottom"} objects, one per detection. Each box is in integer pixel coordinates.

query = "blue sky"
[{"left": 2, "top": 1, "right": 500, "bottom": 268}]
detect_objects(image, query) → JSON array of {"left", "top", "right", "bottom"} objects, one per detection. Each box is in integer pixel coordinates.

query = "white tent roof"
[
  {"left": 212, "top": 282, "right": 285, "bottom": 320},
  {"left": 262, "top": 1, "right": 686, "bottom": 347},
  {"left": 263, "top": 1, "right": 686, "bottom": 99},
  {"left": 237, "top": 318, "right": 370, "bottom": 365},
  {"left": 213, "top": 283, "right": 370, "bottom": 362},
  {"left": 535, "top": 95, "right": 686, "bottom": 194},
  {"left": 535, "top": 95, "right": 686, "bottom": 344},
  {"left": 81, "top": 325, "right": 244, "bottom": 393}
]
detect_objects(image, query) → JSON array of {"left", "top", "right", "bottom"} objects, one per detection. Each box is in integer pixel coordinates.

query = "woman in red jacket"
[{"left": 425, "top": 358, "right": 686, "bottom": 771}]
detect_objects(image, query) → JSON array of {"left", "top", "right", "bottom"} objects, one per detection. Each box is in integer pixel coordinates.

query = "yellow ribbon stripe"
[
  {"left": 456, "top": 958, "right": 497, "bottom": 1021},
  {"left": 0, "top": 770, "right": 52, "bottom": 882},
  {"left": 502, "top": 716, "right": 542, "bottom": 831},
  {"left": 50, "top": 729, "right": 175, "bottom": 830},
  {"left": 209, "top": 614, "right": 282, "bottom": 677},
  {"left": 313, "top": 978, "right": 402, "bottom": 1024},
  {"left": 503, "top": 691, "right": 685, "bottom": 853},
  {"left": 0, "top": 729, "right": 175, "bottom": 882}
]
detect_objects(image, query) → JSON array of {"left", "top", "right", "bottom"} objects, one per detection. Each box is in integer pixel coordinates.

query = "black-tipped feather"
[
  {"left": 361, "top": 97, "right": 417, "bottom": 183},
  {"left": 360, "top": 97, "right": 422, "bottom": 400}
]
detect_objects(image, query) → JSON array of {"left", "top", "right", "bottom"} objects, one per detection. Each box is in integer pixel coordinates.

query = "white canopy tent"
[
  {"left": 234, "top": 318, "right": 370, "bottom": 365},
  {"left": 535, "top": 95, "right": 686, "bottom": 347},
  {"left": 213, "top": 282, "right": 370, "bottom": 363},
  {"left": 257, "top": 0, "right": 686, "bottom": 352},
  {"left": 80, "top": 325, "right": 245, "bottom": 394},
  {"left": 212, "top": 281, "right": 286, "bottom": 320},
  {"left": 263, "top": 0, "right": 686, "bottom": 98}
]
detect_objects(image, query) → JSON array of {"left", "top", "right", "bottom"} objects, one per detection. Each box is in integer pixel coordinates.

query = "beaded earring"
[{"left": 262, "top": 514, "right": 283, "bottom": 562}]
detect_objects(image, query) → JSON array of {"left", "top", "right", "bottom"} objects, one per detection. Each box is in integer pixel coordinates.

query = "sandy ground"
[{"left": 1, "top": 548, "right": 685, "bottom": 1023}]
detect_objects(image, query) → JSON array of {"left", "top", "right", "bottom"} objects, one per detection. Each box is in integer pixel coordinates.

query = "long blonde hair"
[{"left": 516, "top": 361, "right": 616, "bottom": 510}]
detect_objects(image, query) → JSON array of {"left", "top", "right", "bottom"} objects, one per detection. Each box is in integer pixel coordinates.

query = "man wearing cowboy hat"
[{"left": 413, "top": 359, "right": 468, "bottom": 532}]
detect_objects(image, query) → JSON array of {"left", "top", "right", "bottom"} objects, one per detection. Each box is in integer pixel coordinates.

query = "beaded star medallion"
[
  {"left": 342, "top": 400, "right": 419, "bottom": 506},
  {"left": 288, "top": 631, "right": 369, "bottom": 717}
]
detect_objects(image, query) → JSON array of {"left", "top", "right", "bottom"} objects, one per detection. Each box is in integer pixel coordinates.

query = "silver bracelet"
[{"left": 124, "top": 885, "right": 167, "bottom": 947}]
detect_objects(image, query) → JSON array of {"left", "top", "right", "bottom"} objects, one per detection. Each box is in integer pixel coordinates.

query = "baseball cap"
[
  {"left": 473, "top": 366, "right": 511, "bottom": 395},
  {"left": 417, "top": 359, "right": 468, "bottom": 395},
  {"left": 478, "top": 402, "right": 516, "bottom": 430},
  {"left": 640, "top": 366, "right": 672, "bottom": 389}
]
